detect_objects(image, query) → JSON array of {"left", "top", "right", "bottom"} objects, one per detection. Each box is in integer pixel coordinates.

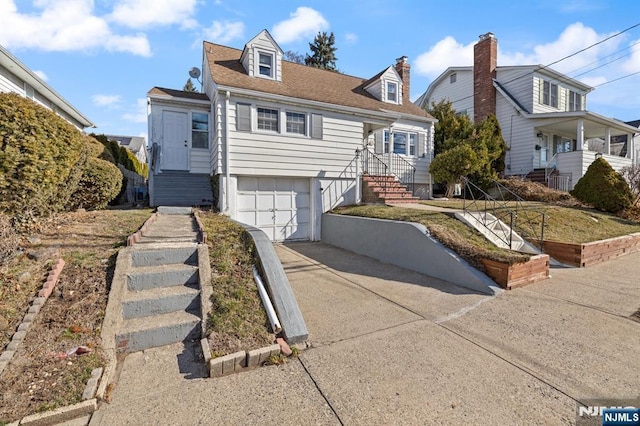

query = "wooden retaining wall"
[
  {"left": 543, "top": 233, "right": 640, "bottom": 267},
  {"left": 481, "top": 254, "right": 550, "bottom": 289}
]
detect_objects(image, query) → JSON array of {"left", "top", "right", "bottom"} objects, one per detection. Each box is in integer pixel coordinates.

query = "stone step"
[
  {"left": 122, "top": 284, "right": 200, "bottom": 319},
  {"left": 116, "top": 310, "right": 201, "bottom": 353},
  {"left": 127, "top": 264, "right": 199, "bottom": 291},
  {"left": 130, "top": 246, "right": 198, "bottom": 267}
]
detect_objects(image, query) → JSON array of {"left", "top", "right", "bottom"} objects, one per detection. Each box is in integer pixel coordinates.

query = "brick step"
[
  {"left": 368, "top": 186, "right": 410, "bottom": 193},
  {"left": 362, "top": 175, "right": 398, "bottom": 183}
]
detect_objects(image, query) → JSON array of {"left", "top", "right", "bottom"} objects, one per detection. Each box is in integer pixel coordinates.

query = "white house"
[
  {"left": 0, "top": 44, "right": 93, "bottom": 130},
  {"left": 148, "top": 30, "right": 436, "bottom": 241},
  {"left": 105, "top": 134, "right": 148, "bottom": 165},
  {"left": 416, "top": 32, "right": 638, "bottom": 191}
]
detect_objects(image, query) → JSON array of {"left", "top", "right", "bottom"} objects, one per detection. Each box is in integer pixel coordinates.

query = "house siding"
[
  {"left": 496, "top": 68, "right": 535, "bottom": 112},
  {"left": 495, "top": 92, "right": 534, "bottom": 176},
  {"left": 428, "top": 70, "right": 474, "bottom": 116}
]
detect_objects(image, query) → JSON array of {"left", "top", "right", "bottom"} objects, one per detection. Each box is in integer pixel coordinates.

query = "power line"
[{"left": 592, "top": 70, "right": 640, "bottom": 87}]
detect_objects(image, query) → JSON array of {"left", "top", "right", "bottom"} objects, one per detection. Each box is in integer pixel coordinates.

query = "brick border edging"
[
  {"left": 193, "top": 212, "right": 207, "bottom": 244},
  {"left": 202, "top": 338, "right": 311, "bottom": 378},
  {"left": 126, "top": 212, "right": 159, "bottom": 246},
  {"left": 0, "top": 258, "right": 65, "bottom": 376}
]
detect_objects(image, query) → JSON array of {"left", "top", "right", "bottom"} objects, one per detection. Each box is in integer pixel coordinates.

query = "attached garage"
[{"left": 236, "top": 177, "right": 311, "bottom": 242}]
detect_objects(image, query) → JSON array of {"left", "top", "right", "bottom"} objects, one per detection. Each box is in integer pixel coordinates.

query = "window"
[
  {"left": 387, "top": 82, "right": 398, "bottom": 103},
  {"left": 568, "top": 91, "right": 582, "bottom": 111},
  {"left": 286, "top": 112, "right": 306, "bottom": 135},
  {"left": 191, "top": 112, "right": 209, "bottom": 149},
  {"left": 257, "top": 107, "right": 279, "bottom": 131},
  {"left": 384, "top": 130, "right": 417, "bottom": 156},
  {"left": 541, "top": 80, "right": 558, "bottom": 108},
  {"left": 450, "top": 73, "right": 457, "bottom": 83},
  {"left": 258, "top": 52, "right": 273, "bottom": 78},
  {"left": 236, "top": 103, "right": 251, "bottom": 132}
]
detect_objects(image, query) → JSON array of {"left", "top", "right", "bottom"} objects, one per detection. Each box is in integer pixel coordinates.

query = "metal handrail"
[
  {"left": 361, "top": 149, "right": 389, "bottom": 196},
  {"left": 544, "top": 153, "right": 558, "bottom": 182},
  {"left": 391, "top": 152, "right": 417, "bottom": 196},
  {"left": 462, "top": 177, "right": 547, "bottom": 251}
]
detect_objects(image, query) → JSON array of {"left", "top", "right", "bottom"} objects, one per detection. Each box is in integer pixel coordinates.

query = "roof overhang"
[
  {"left": 147, "top": 92, "right": 211, "bottom": 107},
  {"left": 528, "top": 111, "right": 639, "bottom": 138},
  {"left": 0, "top": 45, "right": 94, "bottom": 128}
]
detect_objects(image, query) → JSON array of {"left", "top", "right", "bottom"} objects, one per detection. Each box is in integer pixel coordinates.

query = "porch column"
[
  {"left": 388, "top": 126, "right": 394, "bottom": 174},
  {"left": 628, "top": 133, "right": 634, "bottom": 159},
  {"left": 604, "top": 128, "right": 611, "bottom": 155},
  {"left": 576, "top": 119, "right": 584, "bottom": 150}
]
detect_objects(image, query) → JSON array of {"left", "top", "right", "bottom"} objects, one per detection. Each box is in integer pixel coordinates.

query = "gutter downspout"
[
  {"left": 252, "top": 266, "right": 282, "bottom": 334},
  {"left": 224, "top": 90, "right": 231, "bottom": 214}
]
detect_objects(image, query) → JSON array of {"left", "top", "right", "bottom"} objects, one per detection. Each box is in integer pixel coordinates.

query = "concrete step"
[
  {"left": 122, "top": 284, "right": 200, "bottom": 319},
  {"left": 131, "top": 246, "right": 198, "bottom": 267},
  {"left": 138, "top": 236, "right": 198, "bottom": 244},
  {"left": 127, "top": 264, "right": 199, "bottom": 291},
  {"left": 116, "top": 311, "right": 201, "bottom": 353}
]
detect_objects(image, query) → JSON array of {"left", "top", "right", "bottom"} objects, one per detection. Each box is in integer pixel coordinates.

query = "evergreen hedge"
[{"left": 570, "top": 158, "right": 633, "bottom": 213}]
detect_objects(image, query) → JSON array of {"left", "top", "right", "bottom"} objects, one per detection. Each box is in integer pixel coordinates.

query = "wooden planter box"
[
  {"left": 542, "top": 232, "right": 640, "bottom": 267},
  {"left": 481, "top": 254, "right": 550, "bottom": 289}
]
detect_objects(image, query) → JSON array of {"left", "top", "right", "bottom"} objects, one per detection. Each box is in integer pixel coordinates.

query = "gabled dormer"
[
  {"left": 364, "top": 66, "right": 403, "bottom": 105},
  {"left": 240, "top": 29, "right": 283, "bottom": 82}
]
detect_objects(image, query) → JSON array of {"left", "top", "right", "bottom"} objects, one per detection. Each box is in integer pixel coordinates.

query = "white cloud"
[
  {"left": 123, "top": 98, "right": 148, "bottom": 123},
  {"left": 0, "top": 0, "right": 151, "bottom": 56},
  {"left": 414, "top": 36, "right": 474, "bottom": 78},
  {"left": 271, "top": 7, "right": 328, "bottom": 44},
  {"left": 33, "top": 70, "right": 48, "bottom": 81},
  {"left": 108, "top": 0, "right": 198, "bottom": 29},
  {"left": 202, "top": 20, "right": 244, "bottom": 44},
  {"left": 345, "top": 33, "right": 358, "bottom": 45},
  {"left": 92, "top": 94, "right": 121, "bottom": 108},
  {"left": 622, "top": 39, "right": 640, "bottom": 73}
]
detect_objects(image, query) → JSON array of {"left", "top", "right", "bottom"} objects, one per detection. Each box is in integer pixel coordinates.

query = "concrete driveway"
[
  {"left": 91, "top": 242, "right": 640, "bottom": 425},
  {"left": 276, "top": 242, "right": 640, "bottom": 425}
]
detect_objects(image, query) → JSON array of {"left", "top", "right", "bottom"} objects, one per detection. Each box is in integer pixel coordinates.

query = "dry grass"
[
  {"left": 196, "top": 210, "right": 273, "bottom": 356},
  {"left": 332, "top": 205, "right": 530, "bottom": 270}
]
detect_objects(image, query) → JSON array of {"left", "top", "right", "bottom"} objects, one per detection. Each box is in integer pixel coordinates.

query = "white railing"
[{"left": 548, "top": 174, "right": 571, "bottom": 192}]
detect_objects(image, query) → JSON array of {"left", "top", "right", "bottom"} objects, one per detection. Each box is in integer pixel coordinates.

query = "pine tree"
[
  {"left": 183, "top": 78, "right": 198, "bottom": 92},
  {"left": 305, "top": 32, "right": 338, "bottom": 71}
]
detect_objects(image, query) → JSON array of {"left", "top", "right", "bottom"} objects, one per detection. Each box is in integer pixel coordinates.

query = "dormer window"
[
  {"left": 387, "top": 82, "right": 398, "bottom": 103},
  {"left": 258, "top": 52, "right": 273, "bottom": 78}
]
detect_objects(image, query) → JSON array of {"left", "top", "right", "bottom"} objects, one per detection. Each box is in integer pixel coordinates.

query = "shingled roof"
[
  {"left": 204, "top": 42, "right": 433, "bottom": 121},
  {"left": 148, "top": 87, "right": 210, "bottom": 101}
]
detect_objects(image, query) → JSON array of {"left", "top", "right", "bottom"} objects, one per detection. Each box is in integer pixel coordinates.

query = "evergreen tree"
[
  {"left": 305, "top": 31, "right": 338, "bottom": 71},
  {"left": 183, "top": 78, "right": 198, "bottom": 92}
]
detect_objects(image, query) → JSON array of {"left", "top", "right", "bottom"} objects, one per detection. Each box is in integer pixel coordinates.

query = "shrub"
[
  {"left": 69, "top": 158, "right": 123, "bottom": 210},
  {"left": 571, "top": 158, "right": 633, "bottom": 213},
  {"left": 0, "top": 93, "right": 87, "bottom": 217}
]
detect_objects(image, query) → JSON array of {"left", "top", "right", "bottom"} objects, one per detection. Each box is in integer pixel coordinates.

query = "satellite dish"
[{"left": 189, "top": 67, "right": 201, "bottom": 79}]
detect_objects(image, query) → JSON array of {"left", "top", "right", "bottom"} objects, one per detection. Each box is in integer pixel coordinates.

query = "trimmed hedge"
[
  {"left": 0, "top": 93, "right": 87, "bottom": 217},
  {"left": 571, "top": 158, "right": 633, "bottom": 213},
  {"left": 69, "top": 157, "right": 123, "bottom": 210}
]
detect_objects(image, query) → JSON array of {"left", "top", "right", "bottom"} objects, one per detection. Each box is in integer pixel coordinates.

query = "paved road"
[{"left": 91, "top": 242, "right": 640, "bottom": 425}]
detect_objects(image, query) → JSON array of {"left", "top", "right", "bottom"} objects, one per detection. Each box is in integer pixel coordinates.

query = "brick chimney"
[
  {"left": 395, "top": 56, "right": 410, "bottom": 104},
  {"left": 473, "top": 32, "right": 497, "bottom": 122}
]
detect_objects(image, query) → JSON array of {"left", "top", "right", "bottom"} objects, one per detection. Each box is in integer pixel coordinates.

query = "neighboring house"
[
  {"left": 416, "top": 32, "right": 638, "bottom": 191},
  {"left": 148, "top": 29, "right": 436, "bottom": 241},
  {"left": 0, "top": 44, "right": 93, "bottom": 130},
  {"left": 105, "top": 134, "right": 148, "bottom": 165}
]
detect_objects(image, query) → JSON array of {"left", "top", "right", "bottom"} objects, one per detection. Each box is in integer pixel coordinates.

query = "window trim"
[
  {"left": 191, "top": 111, "right": 209, "bottom": 149},
  {"left": 541, "top": 79, "right": 559, "bottom": 108},
  {"left": 285, "top": 111, "right": 307, "bottom": 136},
  {"left": 450, "top": 73, "right": 457, "bottom": 84},
  {"left": 256, "top": 106, "right": 279, "bottom": 132},
  {"left": 386, "top": 81, "right": 398, "bottom": 103},
  {"left": 383, "top": 129, "right": 418, "bottom": 157},
  {"left": 568, "top": 90, "right": 582, "bottom": 112},
  {"left": 257, "top": 51, "right": 275, "bottom": 79}
]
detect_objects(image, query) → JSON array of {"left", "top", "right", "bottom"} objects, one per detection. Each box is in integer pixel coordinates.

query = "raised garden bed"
[
  {"left": 542, "top": 233, "right": 640, "bottom": 267},
  {"left": 481, "top": 254, "right": 550, "bottom": 289}
]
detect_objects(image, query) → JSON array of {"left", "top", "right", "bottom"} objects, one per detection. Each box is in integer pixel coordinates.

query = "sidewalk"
[{"left": 90, "top": 240, "right": 640, "bottom": 425}]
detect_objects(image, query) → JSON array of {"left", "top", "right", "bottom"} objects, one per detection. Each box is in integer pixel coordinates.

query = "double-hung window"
[
  {"left": 568, "top": 91, "right": 582, "bottom": 111},
  {"left": 191, "top": 112, "right": 209, "bottom": 149},
  {"left": 542, "top": 80, "right": 558, "bottom": 108},
  {"left": 258, "top": 52, "right": 273, "bottom": 78},
  {"left": 286, "top": 112, "right": 306, "bottom": 135},
  {"left": 257, "top": 107, "right": 279, "bottom": 131},
  {"left": 387, "top": 82, "right": 398, "bottom": 103}
]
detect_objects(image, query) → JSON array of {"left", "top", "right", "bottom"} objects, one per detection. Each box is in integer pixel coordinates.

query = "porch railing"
[
  {"left": 462, "top": 178, "right": 547, "bottom": 251},
  {"left": 548, "top": 173, "right": 571, "bottom": 192},
  {"left": 391, "top": 153, "right": 416, "bottom": 196},
  {"left": 361, "top": 149, "right": 389, "bottom": 195}
]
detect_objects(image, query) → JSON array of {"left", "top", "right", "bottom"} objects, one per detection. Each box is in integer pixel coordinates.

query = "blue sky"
[{"left": 1, "top": 0, "right": 639, "bottom": 142}]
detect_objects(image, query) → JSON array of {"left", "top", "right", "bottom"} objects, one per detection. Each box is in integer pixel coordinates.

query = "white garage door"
[{"left": 237, "top": 177, "right": 310, "bottom": 241}]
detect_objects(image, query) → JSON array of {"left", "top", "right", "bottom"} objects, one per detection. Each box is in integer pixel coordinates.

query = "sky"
[{"left": 1, "top": 0, "right": 640, "bottom": 143}]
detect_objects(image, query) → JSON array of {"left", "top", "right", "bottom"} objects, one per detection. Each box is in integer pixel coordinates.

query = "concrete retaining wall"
[{"left": 321, "top": 214, "right": 501, "bottom": 295}]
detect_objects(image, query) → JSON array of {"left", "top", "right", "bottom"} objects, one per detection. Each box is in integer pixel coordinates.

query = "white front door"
[
  {"left": 162, "top": 110, "right": 189, "bottom": 170},
  {"left": 237, "top": 177, "right": 311, "bottom": 241}
]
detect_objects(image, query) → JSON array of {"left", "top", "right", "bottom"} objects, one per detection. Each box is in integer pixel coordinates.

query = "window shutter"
[
  {"left": 311, "top": 114, "right": 323, "bottom": 139},
  {"left": 374, "top": 131, "right": 383, "bottom": 154},
  {"left": 418, "top": 132, "right": 426, "bottom": 158},
  {"left": 236, "top": 103, "right": 251, "bottom": 132}
]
